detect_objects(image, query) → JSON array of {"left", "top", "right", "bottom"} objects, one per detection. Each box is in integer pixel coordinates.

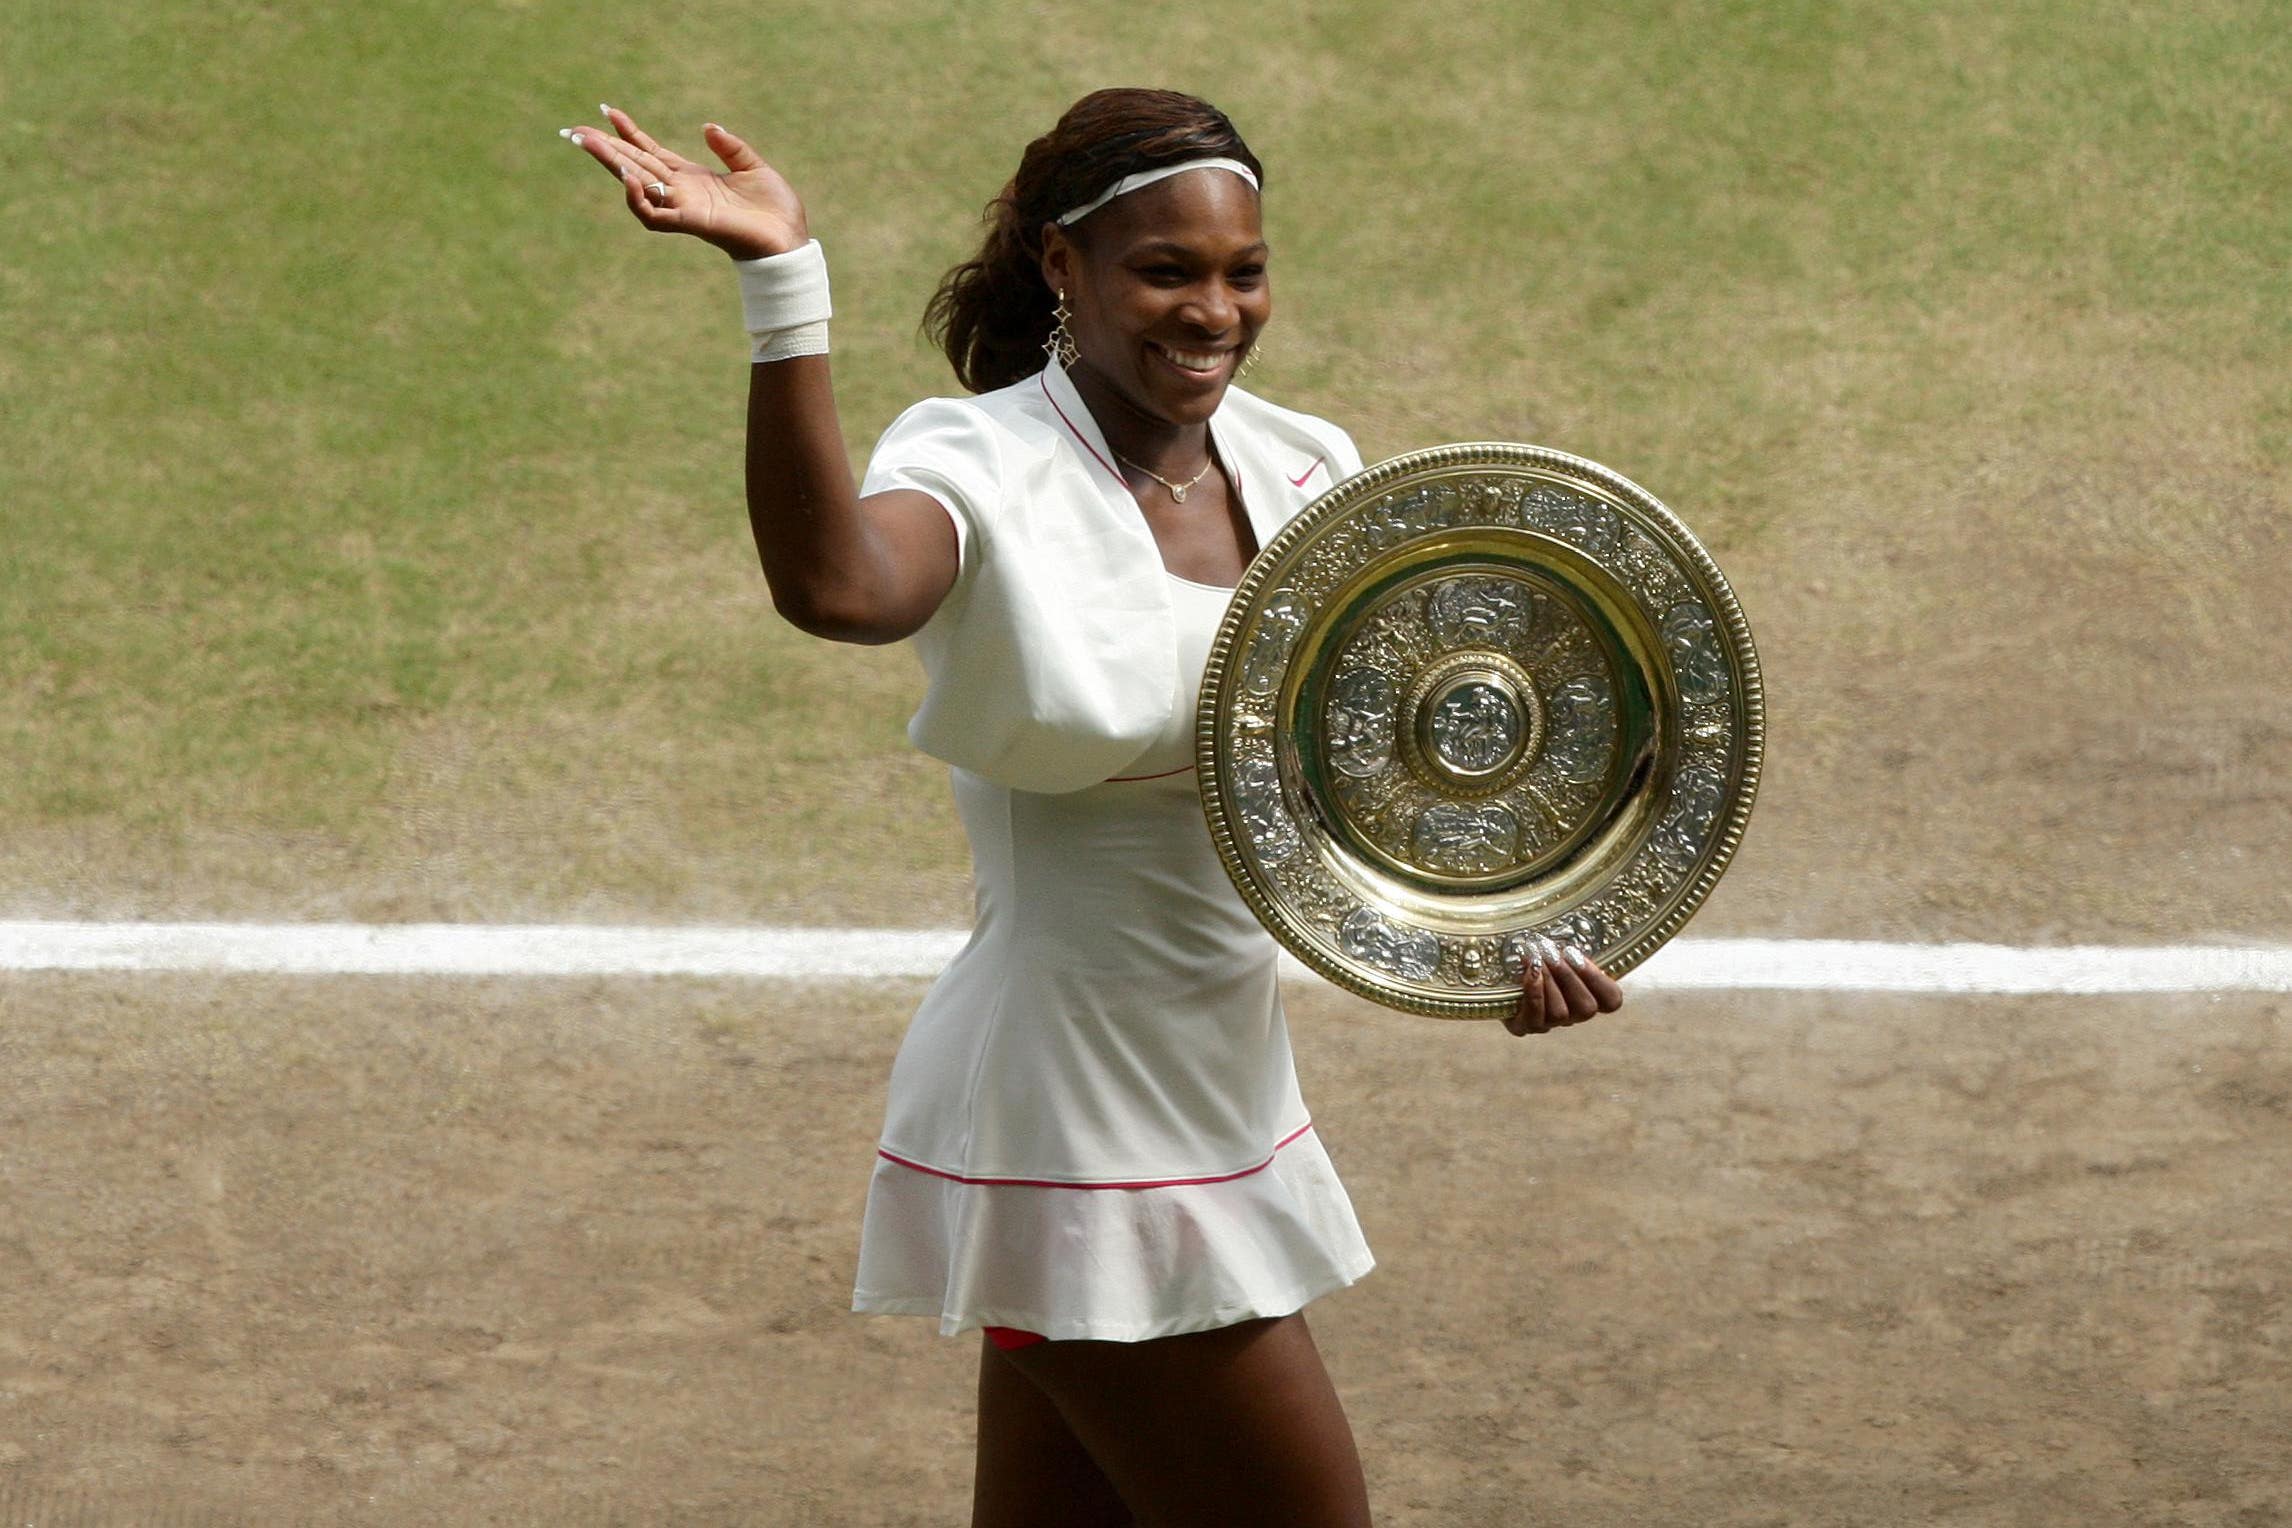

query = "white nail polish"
[
  {"left": 566, "top": 131, "right": 584, "bottom": 146},
  {"left": 600, "top": 103, "right": 614, "bottom": 116},
  {"left": 1565, "top": 945, "right": 1588, "bottom": 971}
]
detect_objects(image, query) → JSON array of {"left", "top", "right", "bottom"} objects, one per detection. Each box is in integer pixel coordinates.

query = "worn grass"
[
  {"left": 2, "top": 0, "right": 2286, "bottom": 927},
  {"left": 3, "top": 975, "right": 2288, "bottom": 1520}
]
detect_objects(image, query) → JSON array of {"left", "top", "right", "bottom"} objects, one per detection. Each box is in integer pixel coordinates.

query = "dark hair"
[{"left": 924, "top": 88, "right": 1264, "bottom": 394}]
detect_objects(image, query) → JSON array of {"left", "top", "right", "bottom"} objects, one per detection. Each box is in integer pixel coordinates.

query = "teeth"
[{"left": 1159, "top": 345, "right": 1229, "bottom": 371}]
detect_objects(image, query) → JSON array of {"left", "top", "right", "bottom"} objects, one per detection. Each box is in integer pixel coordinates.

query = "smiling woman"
[{"left": 561, "top": 85, "right": 1621, "bottom": 1527}]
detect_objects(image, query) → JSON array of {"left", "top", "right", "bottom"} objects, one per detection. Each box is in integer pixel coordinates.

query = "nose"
[{"left": 1181, "top": 279, "right": 1242, "bottom": 337}]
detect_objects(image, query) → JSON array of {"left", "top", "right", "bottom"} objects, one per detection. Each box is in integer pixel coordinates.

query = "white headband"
[{"left": 1054, "top": 157, "right": 1261, "bottom": 227}]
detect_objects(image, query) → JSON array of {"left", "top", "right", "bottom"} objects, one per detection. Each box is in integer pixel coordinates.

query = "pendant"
[{"left": 1171, "top": 484, "right": 1191, "bottom": 503}]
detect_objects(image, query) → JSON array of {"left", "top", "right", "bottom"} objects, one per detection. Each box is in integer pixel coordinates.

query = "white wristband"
[
  {"left": 751, "top": 320, "right": 830, "bottom": 363},
  {"left": 736, "top": 239, "right": 832, "bottom": 362}
]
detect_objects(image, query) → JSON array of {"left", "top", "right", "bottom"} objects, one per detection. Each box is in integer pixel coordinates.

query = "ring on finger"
[{"left": 645, "top": 180, "right": 671, "bottom": 201}]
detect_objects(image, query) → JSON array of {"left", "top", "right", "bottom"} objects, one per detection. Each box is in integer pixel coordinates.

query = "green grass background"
[{"left": 3, "top": 0, "right": 2285, "bottom": 927}]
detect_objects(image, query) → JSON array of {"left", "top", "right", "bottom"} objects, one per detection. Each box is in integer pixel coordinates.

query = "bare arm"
[
  {"left": 565, "top": 108, "right": 959, "bottom": 644},
  {"left": 738, "top": 355, "right": 958, "bottom": 644}
]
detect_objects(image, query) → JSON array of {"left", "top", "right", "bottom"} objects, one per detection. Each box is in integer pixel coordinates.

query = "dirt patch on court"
[{"left": 3, "top": 975, "right": 2285, "bottom": 1525}]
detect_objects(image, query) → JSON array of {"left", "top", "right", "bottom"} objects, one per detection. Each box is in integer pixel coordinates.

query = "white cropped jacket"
[{"left": 860, "top": 362, "right": 1364, "bottom": 793}]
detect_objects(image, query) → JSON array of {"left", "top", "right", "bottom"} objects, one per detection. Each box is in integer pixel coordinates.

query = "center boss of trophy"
[{"left": 1402, "top": 652, "right": 1544, "bottom": 795}]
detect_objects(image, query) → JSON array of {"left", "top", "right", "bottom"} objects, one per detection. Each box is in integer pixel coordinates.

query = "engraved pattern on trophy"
[
  {"left": 1434, "top": 933, "right": 1516, "bottom": 989},
  {"left": 1612, "top": 523, "right": 1691, "bottom": 606},
  {"left": 1268, "top": 852, "right": 1355, "bottom": 931},
  {"left": 1683, "top": 704, "right": 1734, "bottom": 750},
  {"left": 1308, "top": 563, "right": 1627, "bottom": 888},
  {"left": 1240, "top": 592, "right": 1309, "bottom": 697},
  {"left": 1410, "top": 801, "right": 1521, "bottom": 875},
  {"left": 1661, "top": 600, "right": 1730, "bottom": 704},
  {"left": 1334, "top": 756, "right": 1413, "bottom": 823},
  {"left": 1583, "top": 852, "right": 1672, "bottom": 935},
  {"left": 1426, "top": 575, "right": 1533, "bottom": 649},
  {"left": 1427, "top": 681, "right": 1523, "bottom": 775},
  {"left": 1324, "top": 667, "right": 1397, "bottom": 779},
  {"left": 1521, "top": 485, "right": 1623, "bottom": 558},
  {"left": 1229, "top": 706, "right": 1277, "bottom": 744},
  {"left": 1652, "top": 762, "right": 1726, "bottom": 874},
  {"left": 1231, "top": 750, "right": 1300, "bottom": 864},
  {"left": 1541, "top": 674, "right": 1616, "bottom": 784},
  {"left": 1336, "top": 907, "right": 1442, "bottom": 982},
  {"left": 1397, "top": 658, "right": 1544, "bottom": 798}
]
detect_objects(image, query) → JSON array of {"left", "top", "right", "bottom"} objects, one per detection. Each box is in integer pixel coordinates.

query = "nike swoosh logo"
[{"left": 1287, "top": 456, "right": 1326, "bottom": 488}]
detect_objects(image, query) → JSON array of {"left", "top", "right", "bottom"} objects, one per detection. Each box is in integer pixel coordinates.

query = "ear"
[{"left": 1038, "top": 221, "right": 1079, "bottom": 299}]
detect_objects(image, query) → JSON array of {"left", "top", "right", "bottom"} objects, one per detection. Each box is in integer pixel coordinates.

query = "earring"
[
  {"left": 1044, "top": 291, "right": 1078, "bottom": 369},
  {"left": 1238, "top": 335, "right": 1266, "bottom": 380}
]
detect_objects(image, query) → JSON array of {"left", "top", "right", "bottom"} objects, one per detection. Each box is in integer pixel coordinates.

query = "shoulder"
[
  {"left": 1216, "top": 386, "right": 1366, "bottom": 477},
  {"left": 864, "top": 374, "right": 1064, "bottom": 477},
  {"left": 876, "top": 372, "right": 1057, "bottom": 439},
  {"left": 860, "top": 372, "right": 1079, "bottom": 554}
]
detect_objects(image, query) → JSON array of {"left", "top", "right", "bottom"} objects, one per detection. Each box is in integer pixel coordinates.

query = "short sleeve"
[{"left": 859, "top": 396, "right": 1003, "bottom": 576}]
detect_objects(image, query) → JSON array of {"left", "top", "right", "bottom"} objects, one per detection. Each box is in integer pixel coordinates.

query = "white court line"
[{"left": 2, "top": 922, "right": 2290, "bottom": 993}]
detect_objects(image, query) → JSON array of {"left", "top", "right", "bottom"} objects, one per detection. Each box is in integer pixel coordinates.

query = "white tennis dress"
[
  {"left": 848, "top": 363, "right": 1374, "bottom": 1341},
  {"left": 851, "top": 567, "right": 1376, "bottom": 1341}
]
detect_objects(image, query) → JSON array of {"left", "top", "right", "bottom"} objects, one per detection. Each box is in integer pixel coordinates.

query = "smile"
[{"left": 1150, "top": 342, "right": 1236, "bottom": 376}]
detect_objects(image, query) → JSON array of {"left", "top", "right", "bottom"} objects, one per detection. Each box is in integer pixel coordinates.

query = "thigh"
[
  {"left": 975, "top": 1335, "right": 1134, "bottom": 1528},
  {"left": 1004, "top": 1314, "right": 1372, "bottom": 1528}
]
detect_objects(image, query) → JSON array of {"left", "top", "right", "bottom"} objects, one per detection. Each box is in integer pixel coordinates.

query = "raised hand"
[
  {"left": 1504, "top": 936, "right": 1624, "bottom": 1037},
  {"left": 561, "top": 105, "right": 809, "bottom": 261}
]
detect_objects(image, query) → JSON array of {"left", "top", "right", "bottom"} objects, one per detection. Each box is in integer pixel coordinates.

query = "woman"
[{"left": 564, "top": 89, "right": 1624, "bottom": 1526}]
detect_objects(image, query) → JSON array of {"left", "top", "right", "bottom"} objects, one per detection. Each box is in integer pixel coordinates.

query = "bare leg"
[
  {"left": 999, "top": 1313, "right": 1372, "bottom": 1528},
  {"left": 974, "top": 1334, "right": 1134, "bottom": 1527}
]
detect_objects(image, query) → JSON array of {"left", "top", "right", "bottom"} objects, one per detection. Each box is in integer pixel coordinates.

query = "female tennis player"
[{"left": 564, "top": 88, "right": 1624, "bottom": 1527}]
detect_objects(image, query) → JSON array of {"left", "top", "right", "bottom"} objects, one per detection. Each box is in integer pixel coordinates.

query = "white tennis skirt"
[{"left": 850, "top": 1124, "right": 1375, "bottom": 1342}]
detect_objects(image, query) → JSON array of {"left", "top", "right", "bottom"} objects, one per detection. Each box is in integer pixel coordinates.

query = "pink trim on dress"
[
  {"left": 878, "top": 1122, "right": 1316, "bottom": 1191},
  {"left": 1103, "top": 762, "right": 1196, "bottom": 783},
  {"left": 1040, "top": 373, "right": 1130, "bottom": 490}
]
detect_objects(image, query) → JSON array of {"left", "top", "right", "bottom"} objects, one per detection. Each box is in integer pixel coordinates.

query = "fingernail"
[
  {"left": 1538, "top": 935, "right": 1560, "bottom": 964},
  {"left": 564, "top": 131, "right": 583, "bottom": 146},
  {"left": 600, "top": 103, "right": 615, "bottom": 116},
  {"left": 1565, "top": 944, "right": 1588, "bottom": 971}
]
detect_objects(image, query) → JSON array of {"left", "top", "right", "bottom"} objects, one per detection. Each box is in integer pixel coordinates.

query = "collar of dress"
[{"left": 1036, "top": 360, "right": 1290, "bottom": 559}]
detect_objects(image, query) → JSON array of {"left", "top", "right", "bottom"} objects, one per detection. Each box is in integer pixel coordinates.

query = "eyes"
[{"left": 1134, "top": 259, "right": 1267, "bottom": 291}]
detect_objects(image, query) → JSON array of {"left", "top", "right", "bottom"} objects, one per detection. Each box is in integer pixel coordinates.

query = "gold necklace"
[{"left": 1113, "top": 450, "right": 1215, "bottom": 503}]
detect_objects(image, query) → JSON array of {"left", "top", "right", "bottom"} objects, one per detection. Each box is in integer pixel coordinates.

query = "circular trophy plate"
[{"left": 1197, "top": 443, "right": 1764, "bottom": 1018}]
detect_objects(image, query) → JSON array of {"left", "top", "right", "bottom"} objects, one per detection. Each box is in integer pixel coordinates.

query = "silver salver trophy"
[{"left": 1197, "top": 444, "right": 1765, "bottom": 1018}]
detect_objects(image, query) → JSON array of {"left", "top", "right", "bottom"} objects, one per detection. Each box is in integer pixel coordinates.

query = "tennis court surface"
[{"left": 5, "top": 973, "right": 2283, "bottom": 1525}]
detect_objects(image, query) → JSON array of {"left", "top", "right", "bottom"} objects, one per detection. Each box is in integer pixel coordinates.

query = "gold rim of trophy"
[{"left": 1195, "top": 442, "right": 1765, "bottom": 1019}]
